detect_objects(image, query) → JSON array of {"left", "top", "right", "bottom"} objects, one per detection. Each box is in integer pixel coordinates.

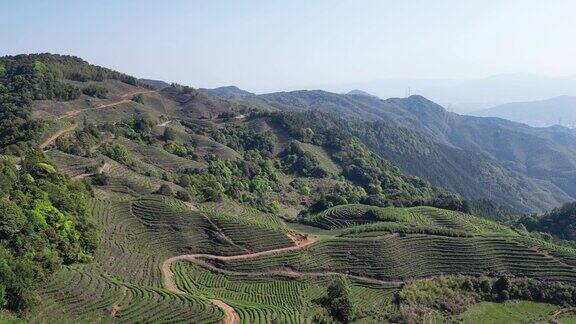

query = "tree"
[
  {"left": 326, "top": 277, "right": 355, "bottom": 323},
  {"left": 176, "top": 190, "right": 191, "bottom": 202},
  {"left": 156, "top": 184, "right": 174, "bottom": 197},
  {"left": 0, "top": 199, "right": 26, "bottom": 238}
]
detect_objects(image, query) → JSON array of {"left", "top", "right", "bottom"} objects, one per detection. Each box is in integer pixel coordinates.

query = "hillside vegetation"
[
  {"left": 203, "top": 87, "right": 576, "bottom": 214},
  {"left": 3, "top": 54, "right": 576, "bottom": 323}
]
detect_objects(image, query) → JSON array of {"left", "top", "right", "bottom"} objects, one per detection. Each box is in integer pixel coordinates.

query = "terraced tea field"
[
  {"left": 206, "top": 235, "right": 576, "bottom": 283},
  {"left": 28, "top": 195, "right": 236, "bottom": 323},
  {"left": 30, "top": 189, "right": 576, "bottom": 323},
  {"left": 301, "top": 204, "right": 514, "bottom": 238},
  {"left": 170, "top": 262, "right": 397, "bottom": 323},
  {"left": 46, "top": 150, "right": 100, "bottom": 178},
  {"left": 119, "top": 137, "right": 205, "bottom": 172},
  {"left": 29, "top": 267, "right": 222, "bottom": 323},
  {"left": 97, "top": 158, "right": 183, "bottom": 196}
]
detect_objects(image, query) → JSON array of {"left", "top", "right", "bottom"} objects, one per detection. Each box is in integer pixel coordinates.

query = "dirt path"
[
  {"left": 41, "top": 89, "right": 155, "bottom": 148},
  {"left": 165, "top": 235, "right": 318, "bottom": 267},
  {"left": 39, "top": 124, "right": 78, "bottom": 149},
  {"left": 160, "top": 233, "right": 403, "bottom": 321},
  {"left": 161, "top": 235, "right": 318, "bottom": 324},
  {"left": 161, "top": 235, "right": 318, "bottom": 291},
  {"left": 209, "top": 299, "right": 240, "bottom": 324},
  {"left": 55, "top": 90, "right": 156, "bottom": 120}
]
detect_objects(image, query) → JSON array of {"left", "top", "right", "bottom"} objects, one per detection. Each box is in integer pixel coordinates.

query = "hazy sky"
[{"left": 2, "top": 0, "right": 575, "bottom": 92}]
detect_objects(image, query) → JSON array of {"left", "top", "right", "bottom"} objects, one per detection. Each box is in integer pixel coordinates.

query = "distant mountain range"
[
  {"left": 471, "top": 96, "right": 576, "bottom": 128},
  {"left": 202, "top": 85, "right": 576, "bottom": 213},
  {"left": 325, "top": 73, "right": 576, "bottom": 113}
]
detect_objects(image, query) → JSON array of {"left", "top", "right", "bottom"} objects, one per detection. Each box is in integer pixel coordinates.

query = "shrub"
[
  {"left": 91, "top": 172, "right": 109, "bottom": 186},
  {"left": 101, "top": 144, "right": 133, "bottom": 166},
  {"left": 131, "top": 94, "right": 144, "bottom": 103},
  {"left": 82, "top": 84, "right": 108, "bottom": 98}
]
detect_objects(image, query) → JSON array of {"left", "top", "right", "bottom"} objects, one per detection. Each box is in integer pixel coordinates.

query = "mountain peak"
[
  {"left": 200, "top": 85, "right": 255, "bottom": 99},
  {"left": 346, "top": 89, "right": 378, "bottom": 98}
]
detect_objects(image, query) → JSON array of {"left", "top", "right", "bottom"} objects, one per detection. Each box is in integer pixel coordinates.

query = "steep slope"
[{"left": 473, "top": 95, "right": 576, "bottom": 127}]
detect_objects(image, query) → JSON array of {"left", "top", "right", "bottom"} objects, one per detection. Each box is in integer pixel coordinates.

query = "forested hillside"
[{"left": 202, "top": 87, "right": 576, "bottom": 214}]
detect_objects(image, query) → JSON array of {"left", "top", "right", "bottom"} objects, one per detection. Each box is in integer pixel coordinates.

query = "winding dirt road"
[
  {"left": 208, "top": 299, "right": 240, "bottom": 324},
  {"left": 161, "top": 234, "right": 318, "bottom": 324},
  {"left": 40, "top": 90, "right": 156, "bottom": 149},
  {"left": 160, "top": 231, "right": 409, "bottom": 323},
  {"left": 39, "top": 124, "right": 78, "bottom": 149}
]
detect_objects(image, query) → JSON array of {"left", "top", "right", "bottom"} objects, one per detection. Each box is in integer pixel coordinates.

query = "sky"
[{"left": 2, "top": 0, "right": 576, "bottom": 93}]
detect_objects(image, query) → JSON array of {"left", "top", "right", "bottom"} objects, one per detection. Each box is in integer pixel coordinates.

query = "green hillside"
[{"left": 3, "top": 54, "right": 576, "bottom": 323}]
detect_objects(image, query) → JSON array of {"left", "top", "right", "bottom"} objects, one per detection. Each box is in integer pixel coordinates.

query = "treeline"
[
  {"left": 518, "top": 201, "right": 576, "bottom": 241},
  {"left": 13, "top": 53, "right": 151, "bottom": 87}
]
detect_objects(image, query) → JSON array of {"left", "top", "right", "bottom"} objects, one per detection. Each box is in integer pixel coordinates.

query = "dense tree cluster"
[
  {"left": 101, "top": 143, "right": 134, "bottom": 167},
  {"left": 0, "top": 54, "right": 119, "bottom": 313},
  {"left": 209, "top": 124, "right": 276, "bottom": 158},
  {"left": 56, "top": 123, "right": 102, "bottom": 157},
  {"left": 101, "top": 116, "right": 155, "bottom": 144},
  {"left": 15, "top": 54, "right": 150, "bottom": 88},
  {"left": 163, "top": 141, "right": 196, "bottom": 158},
  {"left": 519, "top": 201, "right": 576, "bottom": 241},
  {"left": 0, "top": 154, "right": 97, "bottom": 312},
  {"left": 178, "top": 152, "right": 282, "bottom": 213},
  {"left": 324, "top": 278, "right": 355, "bottom": 323},
  {"left": 82, "top": 84, "right": 108, "bottom": 98},
  {"left": 0, "top": 57, "right": 74, "bottom": 150}
]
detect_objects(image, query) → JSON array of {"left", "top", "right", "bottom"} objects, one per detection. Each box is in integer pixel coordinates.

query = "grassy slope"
[{"left": 457, "top": 301, "right": 558, "bottom": 324}]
